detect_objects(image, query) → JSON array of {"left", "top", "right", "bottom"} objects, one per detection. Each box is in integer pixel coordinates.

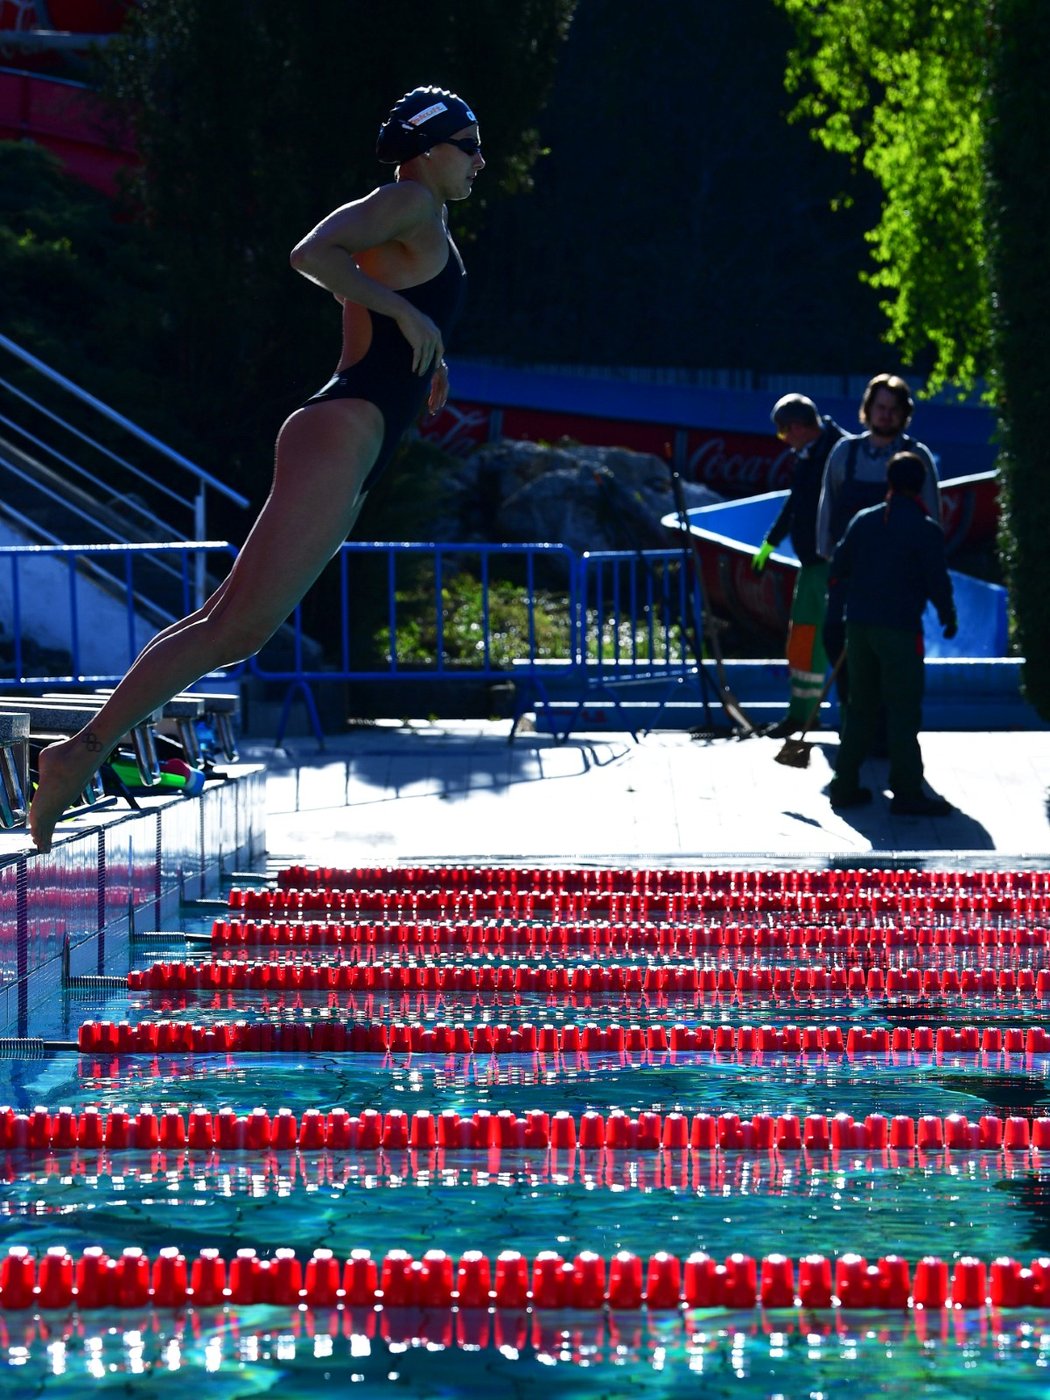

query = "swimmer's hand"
[
  {"left": 396, "top": 304, "right": 444, "bottom": 376},
  {"left": 428, "top": 360, "right": 449, "bottom": 415}
]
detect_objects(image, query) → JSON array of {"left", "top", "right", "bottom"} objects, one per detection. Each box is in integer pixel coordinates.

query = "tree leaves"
[{"left": 776, "top": 0, "right": 989, "bottom": 393}]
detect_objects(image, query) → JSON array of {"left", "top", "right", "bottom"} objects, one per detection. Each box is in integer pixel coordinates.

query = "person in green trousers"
[{"left": 822, "top": 451, "right": 957, "bottom": 816}]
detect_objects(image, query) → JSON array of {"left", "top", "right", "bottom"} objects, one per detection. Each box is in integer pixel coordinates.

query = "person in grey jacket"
[
  {"left": 822, "top": 451, "right": 957, "bottom": 816},
  {"left": 816, "top": 373, "right": 940, "bottom": 561}
]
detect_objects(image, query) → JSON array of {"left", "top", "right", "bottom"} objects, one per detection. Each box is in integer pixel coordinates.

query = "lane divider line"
[
  {"left": 0, "top": 1244, "right": 1044, "bottom": 1311},
  {"left": 74, "top": 1017, "right": 1050, "bottom": 1056},
  {"left": 273, "top": 864, "right": 1050, "bottom": 901},
  {"left": 210, "top": 919, "right": 1050, "bottom": 951},
  {"left": 3, "top": 1104, "right": 1047, "bottom": 1152},
  {"left": 131, "top": 958, "right": 1050, "bottom": 997}
]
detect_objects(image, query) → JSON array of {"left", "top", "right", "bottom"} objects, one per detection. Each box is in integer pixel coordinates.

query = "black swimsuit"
[{"left": 303, "top": 233, "right": 466, "bottom": 492}]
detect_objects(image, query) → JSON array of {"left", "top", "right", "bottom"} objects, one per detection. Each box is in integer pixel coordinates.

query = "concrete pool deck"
[{"left": 251, "top": 720, "right": 1050, "bottom": 869}]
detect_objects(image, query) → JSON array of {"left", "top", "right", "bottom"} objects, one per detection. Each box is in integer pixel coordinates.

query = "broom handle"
[{"left": 797, "top": 650, "right": 846, "bottom": 742}]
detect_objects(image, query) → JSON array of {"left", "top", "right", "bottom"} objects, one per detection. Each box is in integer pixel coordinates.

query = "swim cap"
[{"left": 376, "top": 86, "right": 478, "bottom": 164}]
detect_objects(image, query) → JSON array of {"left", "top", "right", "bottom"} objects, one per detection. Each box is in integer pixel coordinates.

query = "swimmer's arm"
[{"left": 290, "top": 183, "right": 441, "bottom": 373}]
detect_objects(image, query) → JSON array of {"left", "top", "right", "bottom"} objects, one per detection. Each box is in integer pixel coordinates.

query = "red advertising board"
[{"left": 498, "top": 407, "right": 672, "bottom": 456}]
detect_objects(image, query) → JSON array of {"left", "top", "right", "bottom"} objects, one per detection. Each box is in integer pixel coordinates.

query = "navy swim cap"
[{"left": 376, "top": 86, "right": 478, "bottom": 164}]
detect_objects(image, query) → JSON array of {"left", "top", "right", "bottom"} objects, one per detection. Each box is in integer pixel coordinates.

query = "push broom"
[{"left": 773, "top": 651, "right": 846, "bottom": 768}]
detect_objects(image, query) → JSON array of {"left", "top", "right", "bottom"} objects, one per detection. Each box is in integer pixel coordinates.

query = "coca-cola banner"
[
  {"left": 420, "top": 396, "right": 1001, "bottom": 548},
  {"left": 421, "top": 403, "right": 674, "bottom": 457},
  {"left": 685, "top": 431, "right": 793, "bottom": 498}
]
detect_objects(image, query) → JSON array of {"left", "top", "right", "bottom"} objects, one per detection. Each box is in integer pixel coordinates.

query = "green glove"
[{"left": 751, "top": 539, "right": 774, "bottom": 574}]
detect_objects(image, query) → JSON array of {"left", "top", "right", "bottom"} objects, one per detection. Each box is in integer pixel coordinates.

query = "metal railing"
[
  {"left": 247, "top": 541, "right": 700, "bottom": 743},
  {"left": 248, "top": 541, "right": 581, "bottom": 741},
  {"left": 577, "top": 548, "right": 693, "bottom": 675},
  {"left": 568, "top": 547, "right": 701, "bottom": 735},
  {"left": 0, "top": 538, "right": 702, "bottom": 743},
  {"left": 0, "top": 334, "right": 249, "bottom": 608},
  {"left": 0, "top": 541, "right": 238, "bottom": 687}
]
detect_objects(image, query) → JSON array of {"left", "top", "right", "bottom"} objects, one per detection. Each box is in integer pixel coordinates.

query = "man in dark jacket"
[
  {"left": 754, "top": 394, "right": 844, "bottom": 737},
  {"left": 822, "top": 451, "right": 957, "bottom": 816}
]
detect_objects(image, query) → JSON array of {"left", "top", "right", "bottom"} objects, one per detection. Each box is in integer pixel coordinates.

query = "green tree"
[
  {"left": 777, "top": 0, "right": 1050, "bottom": 717},
  {"left": 98, "top": 0, "right": 575, "bottom": 514},
  {"left": 0, "top": 140, "right": 163, "bottom": 416},
  {"left": 775, "top": 0, "right": 990, "bottom": 394}
]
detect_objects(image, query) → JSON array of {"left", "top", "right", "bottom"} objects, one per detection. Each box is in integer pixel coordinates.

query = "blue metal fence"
[
  {"left": 0, "top": 542, "right": 238, "bottom": 687},
  {"left": 567, "top": 547, "right": 700, "bottom": 738},
  {"left": 244, "top": 541, "right": 701, "bottom": 743},
  {"left": 0, "top": 538, "right": 699, "bottom": 742},
  {"left": 247, "top": 541, "right": 588, "bottom": 742}
]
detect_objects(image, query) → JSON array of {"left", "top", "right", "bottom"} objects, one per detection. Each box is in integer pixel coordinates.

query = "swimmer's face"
[{"left": 433, "top": 125, "right": 484, "bottom": 199}]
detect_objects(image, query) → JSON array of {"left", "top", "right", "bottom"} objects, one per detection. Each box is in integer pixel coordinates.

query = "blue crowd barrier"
[
  {"left": 0, "top": 537, "right": 1030, "bottom": 744},
  {"left": 0, "top": 541, "right": 239, "bottom": 687}
]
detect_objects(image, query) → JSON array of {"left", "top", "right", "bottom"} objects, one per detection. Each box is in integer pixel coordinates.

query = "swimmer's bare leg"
[{"left": 29, "top": 402, "right": 377, "bottom": 851}]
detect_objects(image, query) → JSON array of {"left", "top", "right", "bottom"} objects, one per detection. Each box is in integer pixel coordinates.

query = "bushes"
[{"left": 379, "top": 572, "right": 572, "bottom": 668}]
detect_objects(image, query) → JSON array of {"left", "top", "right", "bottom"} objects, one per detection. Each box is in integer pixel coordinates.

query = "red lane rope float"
[
  {"left": 274, "top": 864, "right": 1050, "bottom": 901},
  {"left": 230, "top": 886, "right": 1050, "bottom": 923},
  {"left": 2, "top": 1243, "right": 1049, "bottom": 1310},
  {"left": 210, "top": 918, "right": 1050, "bottom": 952},
  {"left": 132, "top": 958, "right": 1050, "bottom": 999},
  {"left": 6, "top": 1104, "right": 1050, "bottom": 1153},
  {"left": 75, "top": 1017, "right": 1050, "bottom": 1056}
]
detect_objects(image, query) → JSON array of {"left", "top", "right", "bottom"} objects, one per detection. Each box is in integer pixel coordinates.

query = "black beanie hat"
[
  {"left": 376, "top": 86, "right": 477, "bottom": 164},
  {"left": 887, "top": 451, "right": 926, "bottom": 495}
]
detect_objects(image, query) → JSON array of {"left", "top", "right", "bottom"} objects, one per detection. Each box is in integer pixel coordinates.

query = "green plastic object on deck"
[{"left": 110, "top": 758, "right": 206, "bottom": 796}]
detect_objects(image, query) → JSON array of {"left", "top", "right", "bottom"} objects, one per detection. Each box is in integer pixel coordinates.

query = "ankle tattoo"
[{"left": 81, "top": 730, "right": 104, "bottom": 754}]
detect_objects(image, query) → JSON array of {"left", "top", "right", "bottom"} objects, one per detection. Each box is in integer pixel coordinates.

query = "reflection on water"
[
  {"left": 0, "top": 1141, "right": 1042, "bottom": 1266},
  {"left": 3, "top": 1306, "right": 1050, "bottom": 1395}
]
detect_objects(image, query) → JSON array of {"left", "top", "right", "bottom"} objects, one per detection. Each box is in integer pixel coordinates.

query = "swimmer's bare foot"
[{"left": 30, "top": 735, "right": 104, "bottom": 853}]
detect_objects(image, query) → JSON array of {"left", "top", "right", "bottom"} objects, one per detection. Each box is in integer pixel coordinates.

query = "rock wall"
[{"left": 440, "top": 439, "right": 721, "bottom": 554}]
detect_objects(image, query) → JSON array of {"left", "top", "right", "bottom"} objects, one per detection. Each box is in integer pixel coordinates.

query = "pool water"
[{"left": 3, "top": 863, "right": 1050, "bottom": 1396}]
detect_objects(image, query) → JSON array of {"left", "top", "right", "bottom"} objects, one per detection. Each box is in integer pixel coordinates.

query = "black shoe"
[
  {"left": 828, "top": 783, "right": 873, "bottom": 810},
  {"left": 890, "top": 793, "right": 955, "bottom": 817}
]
